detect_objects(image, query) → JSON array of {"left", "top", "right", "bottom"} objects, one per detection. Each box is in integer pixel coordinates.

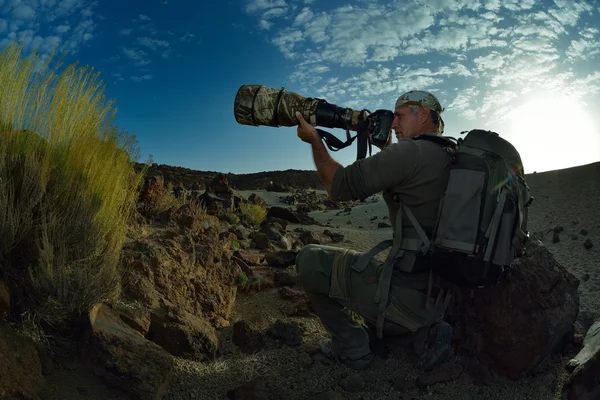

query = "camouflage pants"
[{"left": 295, "top": 244, "right": 446, "bottom": 359}]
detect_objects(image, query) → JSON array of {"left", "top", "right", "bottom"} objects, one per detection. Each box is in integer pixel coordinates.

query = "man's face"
[{"left": 391, "top": 106, "right": 421, "bottom": 141}]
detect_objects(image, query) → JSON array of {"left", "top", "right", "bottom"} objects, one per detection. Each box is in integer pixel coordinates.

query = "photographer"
[{"left": 294, "top": 90, "right": 453, "bottom": 371}]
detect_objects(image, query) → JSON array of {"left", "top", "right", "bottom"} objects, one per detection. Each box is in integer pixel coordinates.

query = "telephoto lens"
[{"left": 233, "top": 84, "right": 361, "bottom": 131}]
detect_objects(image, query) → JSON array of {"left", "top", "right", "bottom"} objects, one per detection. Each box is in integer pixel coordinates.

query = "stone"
[
  {"left": 378, "top": 222, "right": 392, "bottom": 228},
  {"left": 267, "top": 206, "right": 300, "bottom": 223},
  {"left": 299, "top": 230, "right": 321, "bottom": 245},
  {"left": 146, "top": 311, "right": 219, "bottom": 362},
  {"left": 233, "top": 250, "right": 263, "bottom": 266},
  {"left": 417, "top": 363, "right": 463, "bottom": 386},
  {"left": 583, "top": 239, "right": 593, "bottom": 250},
  {"left": 563, "top": 321, "right": 600, "bottom": 400},
  {"left": 0, "top": 323, "right": 44, "bottom": 399},
  {"left": 450, "top": 237, "right": 580, "bottom": 379},
  {"left": 232, "top": 319, "right": 266, "bottom": 354},
  {"left": 266, "top": 320, "right": 305, "bottom": 347},
  {"left": 250, "top": 231, "right": 270, "bottom": 250},
  {"left": 113, "top": 302, "right": 152, "bottom": 336},
  {"left": 80, "top": 304, "right": 174, "bottom": 400},
  {"left": 265, "top": 250, "right": 298, "bottom": 268}
]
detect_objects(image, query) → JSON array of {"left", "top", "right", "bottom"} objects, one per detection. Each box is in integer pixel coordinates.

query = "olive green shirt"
[{"left": 331, "top": 134, "right": 451, "bottom": 234}]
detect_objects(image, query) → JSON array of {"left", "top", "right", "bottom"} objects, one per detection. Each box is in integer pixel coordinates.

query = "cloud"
[
  {"left": 131, "top": 74, "right": 153, "bottom": 82},
  {"left": 121, "top": 46, "right": 151, "bottom": 66},
  {"left": 119, "top": 28, "right": 133, "bottom": 36},
  {"left": 137, "top": 36, "right": 169, "bottom": 50},
  {"left": 245, "top": 0, "right": 287, "bottom": 14},
  {"left": 12, "top": 4, "right": 36, "bottom": 20},
  {"left": 243, "top": 0, "right": 600, "bottom": 130},
  {"left": 179, "top": 32, "right": 196, "bottom": 42}
]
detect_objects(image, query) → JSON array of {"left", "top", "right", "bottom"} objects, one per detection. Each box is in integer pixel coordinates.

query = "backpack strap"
[{"left": 374, "top": 202, "right": 405, "bottom": 338}]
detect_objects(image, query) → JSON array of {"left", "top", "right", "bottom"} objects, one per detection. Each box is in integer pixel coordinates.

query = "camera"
[{"left": 233, "top": 84, "right": 394, "bottom": 160}]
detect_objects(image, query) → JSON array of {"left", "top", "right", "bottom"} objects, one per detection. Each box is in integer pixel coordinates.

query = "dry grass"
[
  {"left": 0, "top": 42, "right": 147, "bottom": 328},
  {"left": 240, "top": 202, "right": 268, "bottom": 225}
]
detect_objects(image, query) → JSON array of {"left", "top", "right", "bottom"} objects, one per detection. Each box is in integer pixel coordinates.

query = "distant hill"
[{"left": 134, "top": 163, "right": 325, "bottom": 191}]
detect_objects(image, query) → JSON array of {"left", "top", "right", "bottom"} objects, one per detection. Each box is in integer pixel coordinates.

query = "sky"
[{"left": 1, "top": 0, "right": 600, "bottom": 175}]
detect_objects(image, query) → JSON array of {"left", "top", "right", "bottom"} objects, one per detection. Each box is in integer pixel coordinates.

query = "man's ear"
[{"left": 418, "top": 107, "right": 429, "bottom": 124}]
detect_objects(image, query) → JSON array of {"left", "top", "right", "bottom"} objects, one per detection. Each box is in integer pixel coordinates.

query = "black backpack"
[{"left": 394, "top": 129, "right": 534, "bottom": 288}]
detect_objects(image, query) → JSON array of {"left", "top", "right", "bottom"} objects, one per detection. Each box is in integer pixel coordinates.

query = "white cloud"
[
  {"left": 179, "top": 32, "right": 196, "bottom": 42},
  {"left": 55, "top": 24, "right": 70, "bottom": 33},
  {"left": 119, "top": 28, "right": 133, "bottom": 36},
  {"left": 121, "top": 46, "right": 151, "bottom": 66},
  {"left": 136, "top": 14, "right": 152, "bottom": 21},
  {"left": 259, "top": 20, "right": 272, "bottom": 30},
  {"left": 137, "top": 36, "right": 169, "bottom": 50},
  {"left": 245, "top": 0, "right": 287, "bottom": 13},
  {"left": 13, "top": 4, "right": 36, "bottom": 20},
  {"left": 131, "top": 74, "right": 153, "bottom": 82}
]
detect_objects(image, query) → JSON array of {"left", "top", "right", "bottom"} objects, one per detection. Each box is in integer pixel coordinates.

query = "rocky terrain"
[
  {"left": 1, "top": 162, "right": 599, "bottom": 400},
  {"left": 133, "top": 163, "right": 326, "bottom": 192}
]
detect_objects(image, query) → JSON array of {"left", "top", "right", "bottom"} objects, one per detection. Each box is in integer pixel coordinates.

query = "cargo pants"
[{"left": 295, "top": 244, "right": 448, "bottom": 360}]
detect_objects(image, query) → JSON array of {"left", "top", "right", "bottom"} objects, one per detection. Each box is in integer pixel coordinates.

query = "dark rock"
[
  {"left": 146, "top": 311, "right": 219, "bottom": 361},
  {"left": 552, "top": 232, "right": 560, "bottom": 243},
  {"left": 267, "top": 207, "right": 300, "bottom": 223},
  {"left": 233, "top": 250, "right": 263, "bottom": 267},
  {"left": 265, "top": 251, "right": 298, "bottom": 268},
  {"left": 80, "top": 304, "right": 174, "bottom": 400},
  {"left": 579, "top": 229, "right": 588, "bottom": 236},
  {"left": 554, "top": 226, "right": 564, "bottom": 233},
  {"left": 274, "top": 271, "right": 296, "bottom": 287},
  {"left": 232, "top": 319, "right": 266, "bottom": 354},
  {"left": 299, "top": 230, "right": 321, "bottom": 245},
  {"left": 266, "top": 320, "right": 305, "bottom": 346},
  {"left": 583, "top": 239, "right": 593, "bottom": 250},
  {"left": 378, "top": 222, "right": 392, "bottom": 228},
  {"left": 0, "top": 323, "right": 44, "bottom": 399},
  {"left": 113, "top": 302, "right": 152, "bottom": 336},
  {"left": 450, "top": 238, "right": 580, "bottom": 379},
  {"left": 248, "top": 193, "right": 268, "bottom": 209},
  {"left": 582, "top": 274, "right": 590, "bottom": 282},
  {"left": 323, "top": 230, "right": 344, "bottom": 243},
  {"left": 250, "top": 232, "right": 270, "bottom": 250},
  {"left": 563, "top": 321, "right": 600, "bottom": 400},
  {"left": 417, "top": 363, "right": 463, "bottom": 386}
]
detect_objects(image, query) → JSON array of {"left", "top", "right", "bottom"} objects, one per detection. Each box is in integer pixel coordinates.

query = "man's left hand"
[{"left": 296, "top": 112, "right": 320, "bottom": 144}]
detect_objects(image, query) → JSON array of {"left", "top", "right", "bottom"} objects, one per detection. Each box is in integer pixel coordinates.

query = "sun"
[{"left": 506, "top": 97, "right": 600, "bottom": 173}]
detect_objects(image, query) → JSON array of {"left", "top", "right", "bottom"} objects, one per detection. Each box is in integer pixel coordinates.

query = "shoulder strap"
[{"left": 412, "top": 134, "right": 458, "bottom": 150}]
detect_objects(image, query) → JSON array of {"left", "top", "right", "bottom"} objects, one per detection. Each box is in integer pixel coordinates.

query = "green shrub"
[
  {"left": 240, "top": 202, "right": 267, "bottom": 225},
  {"left": 0, "top": 43, "right": 147, "bottom": 327}
]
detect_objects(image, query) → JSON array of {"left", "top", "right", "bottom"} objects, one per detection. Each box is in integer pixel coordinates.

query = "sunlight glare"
[{"left": 506, "top": 97, "right": 600, "bottom": 173}]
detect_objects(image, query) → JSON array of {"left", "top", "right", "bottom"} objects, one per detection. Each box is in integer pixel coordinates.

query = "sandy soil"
[{"left": 43, "top": 162, "right": 599, "bottom": 400}]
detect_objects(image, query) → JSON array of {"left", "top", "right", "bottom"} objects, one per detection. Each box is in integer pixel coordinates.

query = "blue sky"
[{"left": 1, "top": 0, "right": 600, "bottom": 174}]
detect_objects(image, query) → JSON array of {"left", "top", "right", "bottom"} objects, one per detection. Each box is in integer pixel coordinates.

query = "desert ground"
[{"left": 40, "top": 162, "right": 599, "bottom": 400}]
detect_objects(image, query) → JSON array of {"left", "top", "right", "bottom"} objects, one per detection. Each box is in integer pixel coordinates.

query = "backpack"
[{"left": 393, "top": 129, "right": 534, "bottom": 288}]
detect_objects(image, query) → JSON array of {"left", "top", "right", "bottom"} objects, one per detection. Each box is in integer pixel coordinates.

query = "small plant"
[
  {"left": 318, "top": 204, "right": 327, "bottom": 210},
  {"left": 231, "top": 240, "right": 241, "bottom": 250},
  {"left": 240, "top": 202, "right": 267, "bottom": 225},
  {"left": 229, "top": 215, "right": 240, "bottom": 225},
  {"left": 238, "top": 272, "right": 249, "bottom": 286}
]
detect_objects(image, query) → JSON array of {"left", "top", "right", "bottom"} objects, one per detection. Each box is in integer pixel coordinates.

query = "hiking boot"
[
  {"left": 419, "top": 321, "right": 453, "bottom": 371},
  {"left": 318, "top": 337, "right": 375, "bottom": 370}
]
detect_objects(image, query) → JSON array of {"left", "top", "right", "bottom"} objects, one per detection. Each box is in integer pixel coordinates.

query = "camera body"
[{"left": 234, "top": 84, "right": 394, "bottom": 158}]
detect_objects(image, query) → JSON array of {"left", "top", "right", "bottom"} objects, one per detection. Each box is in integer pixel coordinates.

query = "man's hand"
[
  {"left": 375, "top": 130, "right": 393, "bottom": 151},
  {"left": 296, "top": 112, "right": 320, "bottom": 144}
]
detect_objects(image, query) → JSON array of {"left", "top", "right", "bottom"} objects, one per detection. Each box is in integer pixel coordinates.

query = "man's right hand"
[{"left": 375, "top": 130, "right": 393, "bottom": 150}]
